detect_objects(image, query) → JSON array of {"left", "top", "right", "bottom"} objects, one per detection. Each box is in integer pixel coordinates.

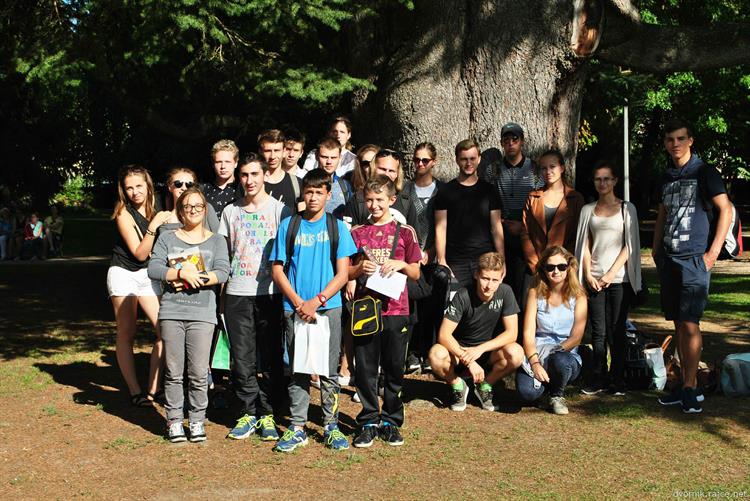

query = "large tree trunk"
[{"left": 353, "top": 0, "right": 588, "bottom": 180}]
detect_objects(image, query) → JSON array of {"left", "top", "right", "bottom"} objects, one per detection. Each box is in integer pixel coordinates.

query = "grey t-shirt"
[
  {"left": 218, "top": 197, "right": 290, "bottom": 296},
  {"left": 148, "top": 231, "right": 230, "bottom": 324}
]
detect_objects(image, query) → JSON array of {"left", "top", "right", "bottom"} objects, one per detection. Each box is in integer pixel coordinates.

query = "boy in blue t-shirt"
[{"left": 270, "top": 168, "right": 357, "bottom": 452}]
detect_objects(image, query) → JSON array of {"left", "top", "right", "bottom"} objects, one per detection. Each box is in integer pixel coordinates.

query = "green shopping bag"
[{"left": 211, "top": 327, "right": 231, "bottom": 370}]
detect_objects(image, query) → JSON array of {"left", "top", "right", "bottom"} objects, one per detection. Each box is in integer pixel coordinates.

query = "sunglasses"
[
  {"left": 413, "top": 157, "right": 433, "bottom": 165},
  {"left": 360, "top": 160, "right": 371, "bottom": 168},
  {"left": 181, "top": 203, "right": 205, "bottom": 213},
  {"left": 544, "top": 263, "right": 569, "bottom": 273},
  {"left": 172, "top": 180, "right": 195, "bottom": 189},
  {"left": 376, "top": 148, "right": 403, "bottom": 161}
]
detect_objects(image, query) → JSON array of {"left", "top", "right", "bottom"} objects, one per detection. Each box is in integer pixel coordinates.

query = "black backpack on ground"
[{"left": 623, "top": 329, "right": 652, "bottom": 390}]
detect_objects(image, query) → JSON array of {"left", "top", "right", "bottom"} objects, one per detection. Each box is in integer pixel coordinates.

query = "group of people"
[
  {"left": 0, "top": 203, "right": 64, "bottom": 261},
  {"left": 106, "top": 115, "right": 731, "bottom": 451}
]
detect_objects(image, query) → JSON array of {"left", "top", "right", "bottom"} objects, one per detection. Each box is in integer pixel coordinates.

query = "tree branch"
[{"left": 596, "top": 1, "right": 750, "bottom": 73}]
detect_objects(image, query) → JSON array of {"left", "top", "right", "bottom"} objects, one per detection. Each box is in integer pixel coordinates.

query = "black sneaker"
[
  {"left": 421, "top": 359, "right": 432, "bottom": 373},
  {"left": 405, "top": 353, "right": 421, "bottom": 374},
  {"left": 658, "top": 387, "right": 683, "bottom": 406},
  {"left": 682, "top": 387, "right": 703, "bottom": 414},
  {"left": 379, "top": 423, "right": 404, "bottom": 446},
  {"left": 581, "top": 382, "right": 606, "bottom": 395},
  {"left": 353, "top": 424, "right": 379, "bottom": 448},
  {"left": 607, "top": 382, "right": 626, "bottom": 396}
]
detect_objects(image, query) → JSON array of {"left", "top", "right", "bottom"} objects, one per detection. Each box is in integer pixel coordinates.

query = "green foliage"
[{"left": 51, "top": 176, "right": 94, "bottom": 209}]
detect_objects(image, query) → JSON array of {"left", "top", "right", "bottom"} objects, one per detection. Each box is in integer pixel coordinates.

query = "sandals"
[
  {"left": 130, "top": 393, "right": 153, "bottom": 407},
  {"left": 148, "top": 390, "right": 165, "bottom": 405}
]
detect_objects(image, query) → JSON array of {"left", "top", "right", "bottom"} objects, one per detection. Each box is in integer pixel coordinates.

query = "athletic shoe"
[
  {"left": 405, "top": 353, "right": 422, "bottom": 374},
  {"left": 352, "top": 391, "right": 361, "bottom": 403},
  {"left": 338, "top": 374, "right": 353, "bottom": 387},
  {"left": 379, "top": 423, "right": 404, "bottom": 446},
  {"left": 607, "top": 382, "right": 627, "bottom": 396},
  {"left": 323, "top": 424, "right": 350, "bottom": 450},
  {"left": 474, "top": 384, "right": 495, "bottom": 411},
  {"left": 189, "top": 421, "right": 207, "bottom": 442},
  {"left": 550, "top": 396, "right": 569, "bottom": 415},
  {"left": 449, "top": 381, "right": 469, "bottom": 412},
  {"left": 227, "top": 414, "right": 258, "bottom": 440},
  {"left": 682, "top": 387, "right": 703, "bottom": 414},
  {"left": 421, "top": 359, "right": 432, "bottom": 373},
  {"left": 274, "top": 428, "right": 308, "bottom": 453},
  {"left": 658, "top": 387, "right": 683, "bottom": 406},
  {"left": 353, "top": 424, "right": 378, "bottom": 448},
  {"left": 167, "top": 421, "right": 187, "bottom": 443},
  {"left": 256, "top": 414, "right": 280, "bottom": 441},
  {"left": 581, "top": 382, "right": 606, "bottom": 395}
]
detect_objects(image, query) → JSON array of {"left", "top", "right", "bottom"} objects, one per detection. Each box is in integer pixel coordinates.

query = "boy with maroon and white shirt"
[{"left": 348, "top": 175, "right": 421, "bottom": 448}]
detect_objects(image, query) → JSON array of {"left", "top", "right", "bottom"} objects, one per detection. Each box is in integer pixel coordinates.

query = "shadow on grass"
[{"left": 34, "top": 350, "right": 165, "bottom": 436}]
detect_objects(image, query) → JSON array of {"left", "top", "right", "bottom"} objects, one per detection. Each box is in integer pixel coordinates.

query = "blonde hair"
[
  {"left": 211, "top": 139, "right": 239, "bottom": 161},
  {"left": 165, "top": 167, "right": 198, "bottom": 211},
  {"left": 477, "top": 252, "right": 505, "bottom": 272},
  {"left": 111, "top": 165, "right": 156, "bottom": 220},
  {"left": 353, "top": 144, "right": 380, "bottom": 192},
  {"left": 534, "top": 245, "right": 585, "bottom": 305},
  {"left": 369, "top": 149, "right": 405, "bottom": 193}
]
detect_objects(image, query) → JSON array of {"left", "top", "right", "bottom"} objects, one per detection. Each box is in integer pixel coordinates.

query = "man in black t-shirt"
[
  {"left": 434, "top": 139, "right": 505, "bottom": 287},
  {"left": 428, "top": 253, "right": 523, "bottom": 412},
  {"left": 259, "top": 129, "right": 302, "bottom": 213}
]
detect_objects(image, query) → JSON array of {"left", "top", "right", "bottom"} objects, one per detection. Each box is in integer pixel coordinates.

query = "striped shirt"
[{"left": 483, "top": 157, "right": 542, "bottom": 221}]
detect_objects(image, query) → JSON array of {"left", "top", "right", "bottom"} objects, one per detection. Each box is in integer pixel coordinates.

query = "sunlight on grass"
[{"left": 0, "top": 363, "right": 53, "bottom": 396}]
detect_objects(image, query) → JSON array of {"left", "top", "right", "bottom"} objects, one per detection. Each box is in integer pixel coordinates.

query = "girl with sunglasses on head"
[
  {"left": 516, "top": 246, "right": 587, "bottom": 415},
  {"left": 148, "top": 188, "right": 230, "bottom": 442},
  {"left": 520, "top": 149, "right": 584, "bottom": 309},
  {"left": 574, "top": 162, "right": 642, "bottom": 396},
  {"left": 108, "top": 165, "right": 173, "bottom": 407},
  {"left": 159, "top": 167, "right": 219, "bottom": 237}
]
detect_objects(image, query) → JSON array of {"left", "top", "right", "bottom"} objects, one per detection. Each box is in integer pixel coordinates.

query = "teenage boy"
[
  {"left": 483, "top": 123, "right": 543, "bottom": 303},
  {"left": 434, "top": 139, "right": 505, "bottom": 287},
  {"left": 653, "top": 118, "right": 732, "bottom": 414},
  {"left": 220, "top": 154, "right": 291, "bottom": 441},
  {"left": 348, "top": 175, "right": 422, "bottom": 447},
  {"left": 204, "top": 139, "right": 244, "bottom": 215},
  {"left": 428, "top": 252, "right": 523, "bottom": 411},
  {"left": 316, "top": 137, "right": 353, "bottom": 219},
  {"left": 258, "top": 129, "right": 302, "bottom": 212},
  {"left": 282, "top": 128, "right": 306, "bottom": 179},
  {"left": 270, "top": 168, "right": 358, "bottom": 452}
]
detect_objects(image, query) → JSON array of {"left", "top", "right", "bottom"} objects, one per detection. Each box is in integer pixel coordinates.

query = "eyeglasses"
[
  {"left": 375, "top": 148, "right": 403, "bottom": 161},
  {"left": 413, "top": 157, "right": 433, "bottom": 165},
  {"left": 172, "top": 180, "right": 195, "bottom": 189},
  {"left": 544, "top": 263, "right": 569, "bottom": 273},
  {"left": 594, "top": 177, "right": 615, "bottom": 184},
  {"left": 181, "top": 203, "right": 205, "bottom": 213}
]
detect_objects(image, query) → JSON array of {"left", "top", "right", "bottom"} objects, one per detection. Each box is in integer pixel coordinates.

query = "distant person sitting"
[
  {"left": 428, "top": 252, "right": 523, "bottom": 412},
  {"left": 43, "top": 205, "right": 64, "bottom": 258},
  {"left": 20, "top": 213, "right": 44, "bottom": 260}
]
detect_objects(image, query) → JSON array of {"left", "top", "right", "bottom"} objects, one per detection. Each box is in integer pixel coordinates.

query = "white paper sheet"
[{"left": 365, "top": 266, "right": 407, "bottom": 300}]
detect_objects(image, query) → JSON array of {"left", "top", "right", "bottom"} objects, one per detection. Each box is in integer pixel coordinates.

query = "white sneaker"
[
  {"left": 338, "top": 374, "right": 353, "bottom": 387},
  {"left": 167, "top": 421, "right": 187, "bottom": 443},
  {"left": 550, "top": 396, "right": 569, "bottom": 415},
  {"left": 352, "top": 391, "right": 361, "bottom": 403},
  {"left": 188, "top": 421, "right": 207, "bottom": 442}
]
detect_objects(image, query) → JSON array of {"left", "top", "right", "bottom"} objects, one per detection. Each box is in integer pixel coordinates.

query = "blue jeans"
[{"left": 516, "top": 351, "right": 581, "bottom": 401}]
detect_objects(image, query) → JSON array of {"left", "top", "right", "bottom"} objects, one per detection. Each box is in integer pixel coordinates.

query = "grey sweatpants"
[
  {"left": 284, "top": 307, "right": 342, "bottom": 428},
  {"left": 160, "top": 320, "right": 214, "bottom": 423}
]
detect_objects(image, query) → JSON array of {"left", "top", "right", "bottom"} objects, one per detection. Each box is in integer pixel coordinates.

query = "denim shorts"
[{"left": 656, "top": 254, "right": 710, "bottom": 324}]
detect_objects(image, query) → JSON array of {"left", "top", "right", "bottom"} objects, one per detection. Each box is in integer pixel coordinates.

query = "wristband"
[
  {"left": 146, "top": 229, "right": 156, "bottom": 236},
  {"left": 529, "top": 352, "right": 539, "bottom": 360},
  {"left": 316, "top": 294, "right": 327, "bottom": 307},
  {"left": 177, "top": 269, "right": 182, "bottom": 280}
]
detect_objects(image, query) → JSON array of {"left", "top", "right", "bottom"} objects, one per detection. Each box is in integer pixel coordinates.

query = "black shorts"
[{"left": 455, "top": 351, "right": 492, "bottom": 375}]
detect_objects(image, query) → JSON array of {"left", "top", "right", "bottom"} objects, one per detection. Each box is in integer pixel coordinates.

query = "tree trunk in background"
[{"left": 352, "top": 1, "right": 588, "bottom": 180}]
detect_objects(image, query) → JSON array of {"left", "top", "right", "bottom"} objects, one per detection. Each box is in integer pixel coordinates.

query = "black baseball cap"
[{"left": 501, "top": 122, "right": 524, "bottom": 138}]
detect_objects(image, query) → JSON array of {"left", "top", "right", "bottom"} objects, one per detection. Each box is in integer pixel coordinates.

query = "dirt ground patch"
[{"left": 1, "top": 258, "right": 748, "bottom": 499}]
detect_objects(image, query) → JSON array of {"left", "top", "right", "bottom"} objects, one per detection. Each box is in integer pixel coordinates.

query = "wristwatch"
[{"left": 316, "top": 294, "right": 327, "bottom": 307}]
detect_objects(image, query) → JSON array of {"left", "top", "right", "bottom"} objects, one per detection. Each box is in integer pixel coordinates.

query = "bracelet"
[
  {"left": 177, "top": 269, "right": 182, "bottom": 280},
  {"left": 146, "top": 229, "right": 155, "bottom": 236},
  {"left": 528, "top": 352, "right": 539, "bottom": 360}
]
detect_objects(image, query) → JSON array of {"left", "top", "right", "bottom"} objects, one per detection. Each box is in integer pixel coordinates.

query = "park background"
[{"left": 1, "top": 1, "right": 749, "bottom": 499}]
